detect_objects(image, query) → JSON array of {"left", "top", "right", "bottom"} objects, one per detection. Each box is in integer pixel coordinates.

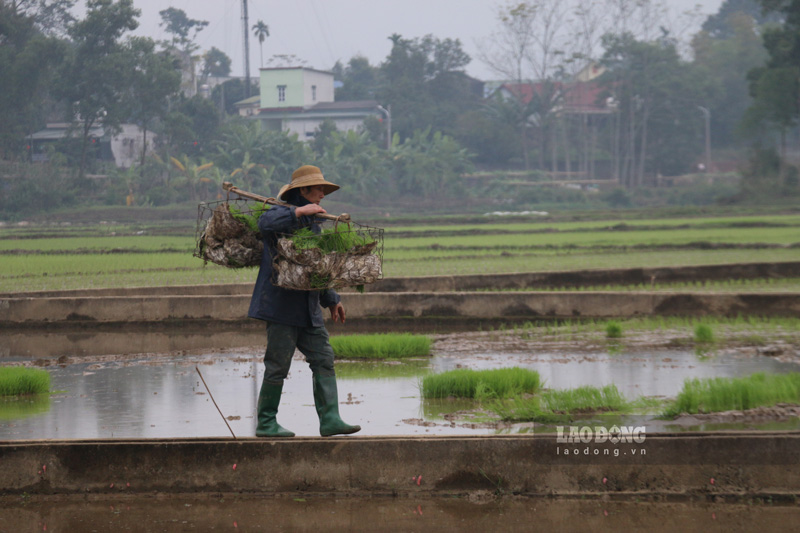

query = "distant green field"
[{"left": 1, "top": 212, "right": 799, "bottom": 293}]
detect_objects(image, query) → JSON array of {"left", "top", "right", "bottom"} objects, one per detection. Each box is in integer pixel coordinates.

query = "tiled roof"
[{"left": 499, "top": 81, "right": 611, "bottom": 114}]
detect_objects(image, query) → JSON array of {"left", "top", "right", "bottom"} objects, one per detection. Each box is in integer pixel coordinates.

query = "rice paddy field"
[{"left": 1, "top": 209, "right": 799, "bottom": 293}]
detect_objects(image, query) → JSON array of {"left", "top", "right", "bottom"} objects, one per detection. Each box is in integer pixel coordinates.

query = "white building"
[{"left": 235, "top": 67, "right": 381, "bottom": 140}]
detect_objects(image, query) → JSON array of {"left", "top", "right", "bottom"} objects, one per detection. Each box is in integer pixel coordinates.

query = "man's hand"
[
  {"left": 295, "top": 204, "right": 327, "bottom": 217},
  {"left": 329, "top": 302, "right": 346, "bottom": 324}
]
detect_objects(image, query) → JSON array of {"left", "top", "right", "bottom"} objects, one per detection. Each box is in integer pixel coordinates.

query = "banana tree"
[
  {"left": 230, "top": 151, "right": 274, "bottom": 194},
  {"left": 170, "top": 155, "right": 215, "bottom": 200}
]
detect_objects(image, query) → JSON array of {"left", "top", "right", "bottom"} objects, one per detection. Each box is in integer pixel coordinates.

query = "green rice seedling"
[
  {"left": 329, "top": 333, "right": 431, "bottom": 359},
  {"left": 421, "top": 367, "right": 541, "bottom": 399},
  {"left": 290, "top": 226, "right": 373, "bottom": 254},
  {"left": 694, "top": 323, "right": 714, "bottom": 343},
  {"left": 662, "top": 372, "right": 800, "bottom": 417},
  {"left": 538, "top": 384, "right": 627, "bottom": 416},
  {"left": 489, "top": 384, "right": 629, "bottom": 423},
  {"left": 605, "top": 320, "right": 623, "bottom": 338},
  {"left": 228, "top": 203, "right": 271, "bottom": 234},
  {"left": 0, "top": 367, "right": 50, "bottom": 396}
]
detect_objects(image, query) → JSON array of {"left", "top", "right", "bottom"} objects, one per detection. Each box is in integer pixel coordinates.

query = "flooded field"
[{"left": 2, "top": 329, "right": 799, "bottom": 440}]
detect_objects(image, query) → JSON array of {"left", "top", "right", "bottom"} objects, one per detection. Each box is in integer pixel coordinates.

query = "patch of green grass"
[
  {"left": 0, "top": 367, "right": 50, "bottom": 396},
  {"left": 662, "top": 372, "right": 800, "bottom": 417},
  {"left": 694, "top": 323, "right": 715, "bottom": 343},
  {"left": 421, "top": 367, "right": 541, "bottom": 399},
  {"left": 330, "top": 333, "right": 431, "bottom": 359},
  {"left": 605, "top": 320, "right": 623, "bottom": 338},
  {"left": 489, "top": 384, "right": 629, "bottom": 423}
]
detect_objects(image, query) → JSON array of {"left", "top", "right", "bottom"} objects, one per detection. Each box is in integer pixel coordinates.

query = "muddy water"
[
  {"left": 3, "top": 496, "right": 800, "bottom": 532},
  {"left": 2, "top": 343, "right": 799, "bottom": 440}
]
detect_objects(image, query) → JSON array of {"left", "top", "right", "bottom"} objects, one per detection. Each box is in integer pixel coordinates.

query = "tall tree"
[
  {"left": 702, "top": 0, "right": 781, "bottom": 38},
  {"left": 126, "top": 36, "right": 181, "bottom": 167},
  {"left": 158, "top": 7, "right": 208, "bottom": 52},
  {"left": 332, "top": 56, "right": 380, "bottom": 101},
  {"left": 252, "top": 20, "right": 269, "bottom": 68},
  {"left": 601, "top": 32, "right": 713, "bottom": 184},
  {"left": 56, "top": 0, "right": 140, "bottom": 175},
  {"left": 692, "top": 9, "right": 768, "bottom": 147},
  {"left": 379, "top": 34, "right": 474, "bottom": 140},
  {"left": 0, "top": 3, "right": 64, "bottom": 158},
  {"left": 8, "top": 0, "right": 76, "bottom": 36},
  {"left": 202, "top": 46, "right": 232, "bottom": 80},
  {"left": 744, "top": 0, "right": 800, "bottom": 173},
  {"left": 158, "top": 7, "right": 208, "bottom": 96}
]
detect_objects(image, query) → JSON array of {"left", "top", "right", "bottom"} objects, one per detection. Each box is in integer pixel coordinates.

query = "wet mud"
[{"left": 2, "top": 494, "right": 800, "bottom": 532}]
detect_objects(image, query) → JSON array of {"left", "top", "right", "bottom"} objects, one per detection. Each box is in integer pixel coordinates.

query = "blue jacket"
[{"left": 247, "top": 204, "right": 340, "bottom": 327}]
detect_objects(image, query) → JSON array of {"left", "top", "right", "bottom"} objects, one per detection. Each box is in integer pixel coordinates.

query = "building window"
[
  {"left": 312, "top": 85, "right": 317, "bottom": 101},
  {"left": 277, "top": 85, "right": 286, "bottom": 102}
]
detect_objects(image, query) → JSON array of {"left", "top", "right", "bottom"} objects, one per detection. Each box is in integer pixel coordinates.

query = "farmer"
[{"left": 248, "top": 164, "right": 361, "bottom": 438}]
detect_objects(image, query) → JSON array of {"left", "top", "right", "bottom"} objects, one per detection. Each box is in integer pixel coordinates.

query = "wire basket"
[
  {"left": 195, "top": 199, "right": 385, "bottom": 291},
  {"left": 194, "top": 198, "right": 268, "bottom": 268},
  {"left": 272, "top": 219, "right": 384, "bottom": 291}
]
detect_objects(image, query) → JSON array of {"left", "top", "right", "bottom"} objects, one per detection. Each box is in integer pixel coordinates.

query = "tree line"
[{"left": 0, "top": 0, "right": 798, "bottom": 217}]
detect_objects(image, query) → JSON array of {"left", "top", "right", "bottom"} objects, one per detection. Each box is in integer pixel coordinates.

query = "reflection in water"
[
  {"left": 1, "top": 348, "right": 798, "bottom": 440},
  {"left": 336, "top": 359, "right": 431, "bottom": 379},
  {"left": 0, "top": 394, "right": 50, "bottom": 421}
]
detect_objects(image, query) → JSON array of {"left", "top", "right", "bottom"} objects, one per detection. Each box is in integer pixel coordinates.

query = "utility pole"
[{"left": 242, "top": 0, "right": 251, "bottom": 98}]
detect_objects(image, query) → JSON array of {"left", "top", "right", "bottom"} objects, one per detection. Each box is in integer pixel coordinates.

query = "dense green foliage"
[
  {"left": 329, "top": 334, "right": 431, "bottom": 359},
  {"left": 663, "top": 372, "right": 800, "bottom": 416},
  {"left": 0, "top": 367, "right": 51, "bottom": 396},
  {"left": 421, "top": 368, "right": 541, "bottom": 399}
]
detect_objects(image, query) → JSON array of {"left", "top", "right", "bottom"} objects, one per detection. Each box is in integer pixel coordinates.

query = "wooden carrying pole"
[{"left": 222, "top": 182, "right": 350, "bottom": 222}]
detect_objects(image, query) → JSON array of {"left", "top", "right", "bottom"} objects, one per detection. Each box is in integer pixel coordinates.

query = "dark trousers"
[{"left": 262, "top": 322, "right": 335, "bottom": 384}]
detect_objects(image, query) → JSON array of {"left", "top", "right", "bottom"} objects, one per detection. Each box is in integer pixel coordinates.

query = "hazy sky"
[{"left": 124, "top": 0, "right": 727, "bottom": 80}]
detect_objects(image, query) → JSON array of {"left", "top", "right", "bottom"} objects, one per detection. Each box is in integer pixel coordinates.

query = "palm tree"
[{"left": 252, "top": 20, "right": 269, "bottom": 67}]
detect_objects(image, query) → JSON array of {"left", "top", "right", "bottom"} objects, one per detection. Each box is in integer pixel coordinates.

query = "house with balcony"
[{"left": 236, "top": 67, "right": 381, "bottom": 140}]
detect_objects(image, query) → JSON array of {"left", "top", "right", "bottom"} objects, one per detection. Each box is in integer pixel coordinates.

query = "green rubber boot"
[
  {"left": 313, "top": 374, "right": 361, "bottom": 437},
  {"left": 255, "top": 381, "right": 295, "bottom": 438}
]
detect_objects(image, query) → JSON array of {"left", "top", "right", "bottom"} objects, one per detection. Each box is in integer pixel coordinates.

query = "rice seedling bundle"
[
  {"left": 664, "top": 372, "right": 800, "bottom": 416},
  {"left": 421, "top": 367, "right": 541, "bottom": 399},
  {"left": 330, "top": 333, "right": 431, "bottom": 359},
  {"left": 0, "top": 367, "right": 50, "bottom": 396},
  {"left": 195, "top": 201, "right": 268, "bottom": 268},
  {"left": 694, "top": 323, "right": 714, "bottom": 343},
  {"left": 605, "top": 321, "right": 623, "bottom": 338},
  {"left": 489, "top": 384, "right": 629, "bottom": 422},
  {"left": 274, "top": 222, "right": 383, "bottom": 291}
]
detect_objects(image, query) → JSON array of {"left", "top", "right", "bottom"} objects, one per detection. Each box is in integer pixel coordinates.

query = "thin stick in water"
[{"left": 195, "top": 366, "right": 237, "bottom": 440}]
